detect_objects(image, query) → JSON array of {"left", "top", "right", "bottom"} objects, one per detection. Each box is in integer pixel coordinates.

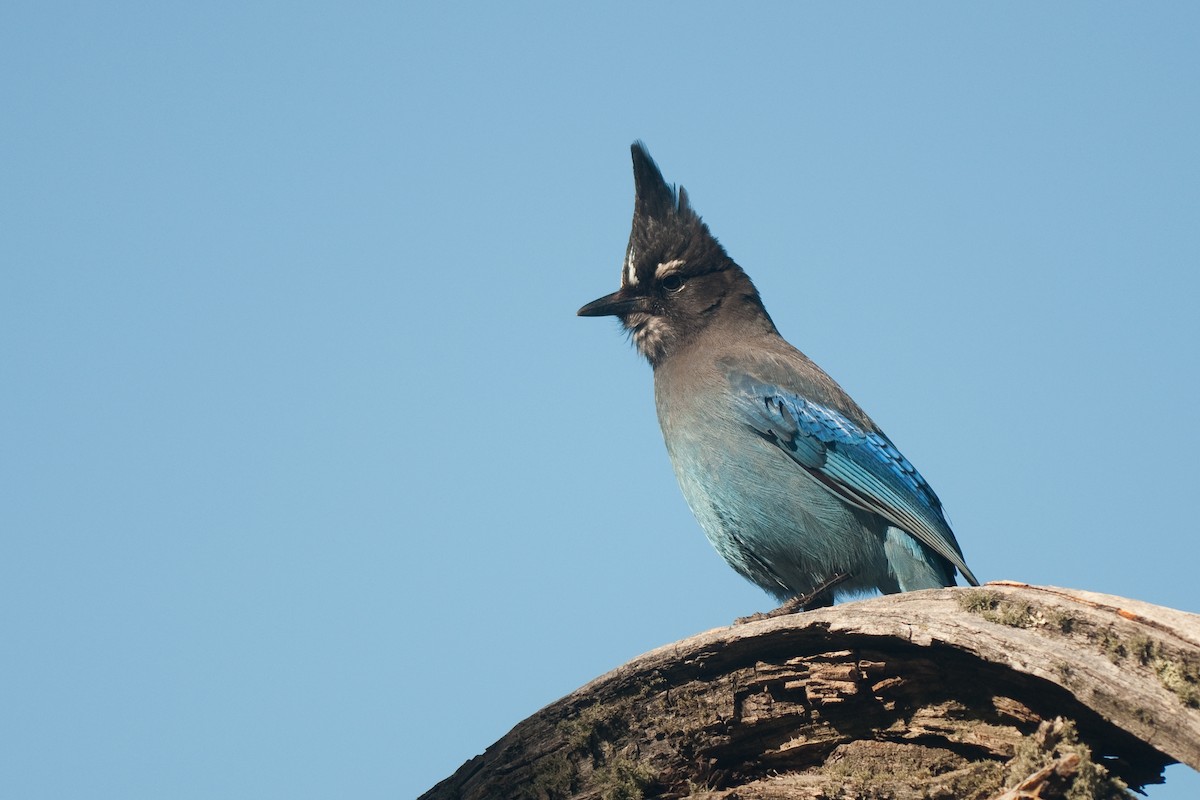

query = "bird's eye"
[{"left": 661, "top": 274, "right": 684, "bottom": 292}]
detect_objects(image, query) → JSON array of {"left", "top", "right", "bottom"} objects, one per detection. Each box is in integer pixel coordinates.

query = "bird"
[{"left": 578, "top": 143, "right": 978, "bottom": 613}]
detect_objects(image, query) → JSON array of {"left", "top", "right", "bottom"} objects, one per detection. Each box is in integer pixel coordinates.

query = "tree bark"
[{"left": 420, "top": 583, "right": 1200, "bottom": 799}]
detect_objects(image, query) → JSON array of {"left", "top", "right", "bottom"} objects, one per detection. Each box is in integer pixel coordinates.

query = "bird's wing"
[{"left": 730, "top": 373, "right": 978, "bottom": 585}]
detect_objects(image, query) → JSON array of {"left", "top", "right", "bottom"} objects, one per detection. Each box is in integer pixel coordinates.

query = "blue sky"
[{"left": 3, "top": 3, "right": 1198, "bottom": 798}]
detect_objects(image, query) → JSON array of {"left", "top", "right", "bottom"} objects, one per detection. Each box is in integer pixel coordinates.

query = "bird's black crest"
[
  {"left": 625, "top": 143, "right": 731, "bottom": 287},
  {"left": 632, "top": 141, "right": 692, "bottom": 222}
]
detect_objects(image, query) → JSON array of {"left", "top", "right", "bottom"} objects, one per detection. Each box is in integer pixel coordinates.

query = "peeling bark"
[{"left": 420, "top": 584, "right": 1200, "bottom": 799}]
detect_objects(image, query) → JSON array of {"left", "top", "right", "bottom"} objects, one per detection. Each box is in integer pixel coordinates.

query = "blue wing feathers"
[{"left": 731, "top": 374, "right": 978, "bottom": 585}]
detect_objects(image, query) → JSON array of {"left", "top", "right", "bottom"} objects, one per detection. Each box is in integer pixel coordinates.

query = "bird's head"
[{"left": 578, "top": 143, "right": 772, "bottom": 367}]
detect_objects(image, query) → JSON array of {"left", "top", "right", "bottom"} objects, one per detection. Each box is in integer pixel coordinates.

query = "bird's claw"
[{"left": 734, "top": 572, "right": 851, "bottom": 625}]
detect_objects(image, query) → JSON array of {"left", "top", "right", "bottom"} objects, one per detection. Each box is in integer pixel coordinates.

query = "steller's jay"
[{"left": 579, "top": 143, "right": 978, "bottom": 612}]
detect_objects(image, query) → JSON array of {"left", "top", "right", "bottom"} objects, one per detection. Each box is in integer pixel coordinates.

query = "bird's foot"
[{"left": 734, "top": 572, "right": 851, "bottom": 625}]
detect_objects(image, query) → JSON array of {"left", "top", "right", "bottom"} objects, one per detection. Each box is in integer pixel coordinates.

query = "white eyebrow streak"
[
  {"left": 624, "top": 248, "right": 639, "bottom": 286},
  {"left": 655, "top": 259, "right": 686, "bottom": 279}
]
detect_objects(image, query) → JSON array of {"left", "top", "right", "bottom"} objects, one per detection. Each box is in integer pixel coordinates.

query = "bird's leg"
[
  {"left": 785, "top": 571, "right": 852, "bottom": 612},
  {"left": 735, "top": 572, "right": 851, "bottom": 625}
]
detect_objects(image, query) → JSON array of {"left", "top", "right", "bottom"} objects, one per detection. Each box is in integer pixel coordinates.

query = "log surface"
[{"left": 420, "top": 584, "right": 1200, "bottom": 799}]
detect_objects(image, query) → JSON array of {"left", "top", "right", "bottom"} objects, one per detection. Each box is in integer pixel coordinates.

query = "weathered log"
[{"left": 420, "top": 583, "right": 1200, "bottom": 799}]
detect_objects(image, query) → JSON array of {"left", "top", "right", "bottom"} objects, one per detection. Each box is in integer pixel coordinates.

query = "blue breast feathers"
[{"left": 730, "top": 373, "right": 978, "bottom": 585}]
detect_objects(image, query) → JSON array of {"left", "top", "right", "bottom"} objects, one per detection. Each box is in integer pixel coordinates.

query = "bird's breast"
[{"left": 653, "top": 370, "right": 887, "bottom": 596}]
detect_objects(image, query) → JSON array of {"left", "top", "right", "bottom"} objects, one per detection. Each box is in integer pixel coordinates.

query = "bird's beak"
[{"left": 577, "top": 290, "right": 651, "bottom": 318}]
